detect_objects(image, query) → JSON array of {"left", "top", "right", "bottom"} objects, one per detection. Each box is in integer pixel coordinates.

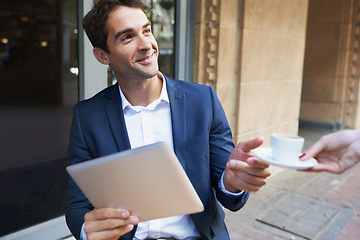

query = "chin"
[
  {"left": 139, "top": 70, "right": 158, "bottom": 80},
  {"left": 145, "top": 67, "right": 159, "bottom": 78}
]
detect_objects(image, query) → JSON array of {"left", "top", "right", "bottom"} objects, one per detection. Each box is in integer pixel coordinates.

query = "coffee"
[{"left": 274, "top": 134, "right": 301, "bottom": 139}]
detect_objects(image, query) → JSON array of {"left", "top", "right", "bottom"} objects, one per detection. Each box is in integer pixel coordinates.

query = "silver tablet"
[{"left": 66, "top": 142, "right": 204, "bottom": 221}]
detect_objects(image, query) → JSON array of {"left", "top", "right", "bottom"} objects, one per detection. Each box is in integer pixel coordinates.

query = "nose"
[{"left": 138, "top": 35, "right": 153, "bottom": 51}]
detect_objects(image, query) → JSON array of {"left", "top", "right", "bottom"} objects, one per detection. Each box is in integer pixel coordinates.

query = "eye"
[
  {"left": 121, "top": 34, "right": 133, "bottom": 42},
  {"left": 144, "top": 27, "right": 151, "bottom": 34}
]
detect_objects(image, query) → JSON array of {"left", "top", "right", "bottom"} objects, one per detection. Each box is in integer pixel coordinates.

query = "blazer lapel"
[
  {"left": 166, "top": 77, "right": 187, "bottom": 170},
  {"left": 104, "top": 84, "right": 131, "bottom": 151},
  {"left": 104, "top": 80, "right": 187, "bottom": 168}
]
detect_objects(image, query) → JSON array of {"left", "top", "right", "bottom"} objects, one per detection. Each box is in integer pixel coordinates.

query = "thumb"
[{"left": 236, "top": 136, "right": 264, "bottom": 153}]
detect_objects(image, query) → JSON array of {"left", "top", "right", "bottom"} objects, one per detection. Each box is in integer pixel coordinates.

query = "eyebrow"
[{"left": 114, "top": 21, "right": 152, "bottom": 41}]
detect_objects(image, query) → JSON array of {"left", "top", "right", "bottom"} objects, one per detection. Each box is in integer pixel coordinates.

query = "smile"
[{"left": 135, "top": 50, "right": 157, "bottom": 64}]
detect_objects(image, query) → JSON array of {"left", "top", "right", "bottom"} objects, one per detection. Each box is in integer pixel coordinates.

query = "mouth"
[{"left": 135, "top": 50, "right": 157, "bottom": 64}]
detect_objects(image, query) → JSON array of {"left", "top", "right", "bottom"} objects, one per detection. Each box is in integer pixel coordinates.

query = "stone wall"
[{"left": 193, "top": 0, "right": 309, "bottom": 145}]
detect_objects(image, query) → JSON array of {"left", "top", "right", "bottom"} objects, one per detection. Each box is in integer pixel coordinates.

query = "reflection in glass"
[
  {"left": 0, "top": 0, "right": 78, "bottom": 236},
  {"left": 147, "top": 0, "right": 175, "bottom": 78}
]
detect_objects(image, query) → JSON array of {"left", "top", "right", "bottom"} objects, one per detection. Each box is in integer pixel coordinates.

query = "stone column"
[
  {"left": 300, "top": 0, "right": 360, "bottom": 130},
  {"left": 344, "top": 0, "right": 360, "bottom": 129},
  {"left": 193, "top": 0, "right": 239, "bottom": 130}
]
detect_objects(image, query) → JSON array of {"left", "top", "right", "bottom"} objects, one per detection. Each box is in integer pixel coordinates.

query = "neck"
[{"left": 117, "top": 74, "right": 162, "bottom": 107}]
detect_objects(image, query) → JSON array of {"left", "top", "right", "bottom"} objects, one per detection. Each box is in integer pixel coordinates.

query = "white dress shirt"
[
  {"left": 80, "top": 74, "right": 242, "bottom": 240},
  {"left": 119, "top": 76, "right": 201, "bottom": 239}
]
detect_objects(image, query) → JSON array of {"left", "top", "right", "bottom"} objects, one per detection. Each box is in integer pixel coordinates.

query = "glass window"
[
  {"left": 147, "top": 0, "right": 175, "bottom": 78},
  {"left": 0, "top": 0, "right": 78, "bottom": 236}
]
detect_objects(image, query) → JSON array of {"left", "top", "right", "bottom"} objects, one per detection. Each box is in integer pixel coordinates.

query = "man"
[
  {"left": 300, "top": 130, "right": 360, "bottom": 174},
  {"left": 66, "top": 0, "right": 271, "bottom": 239}
]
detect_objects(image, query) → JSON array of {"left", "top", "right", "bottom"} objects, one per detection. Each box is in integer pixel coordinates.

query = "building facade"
[{"left": 193, "top": 0, "right": 308, "bottom": 145}]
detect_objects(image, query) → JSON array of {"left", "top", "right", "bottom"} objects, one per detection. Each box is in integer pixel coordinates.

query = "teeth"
[
  {"left": 140, "top": 56, "right": 149, "bottom": 61},
  {"left": 139, "top": 54, "right": 151, "bottom": 61},
  {"left": 136, "top": 50, "right": 156, "bottom": 62}
]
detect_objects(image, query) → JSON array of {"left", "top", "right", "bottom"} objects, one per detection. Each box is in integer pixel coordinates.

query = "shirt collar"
[{"left": 118, "top": 72, "right": 169, "bottom": 111}]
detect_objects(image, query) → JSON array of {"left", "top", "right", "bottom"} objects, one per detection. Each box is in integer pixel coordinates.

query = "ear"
[{"left": 93, "top": 47, "right": 110, "bottom": 65}]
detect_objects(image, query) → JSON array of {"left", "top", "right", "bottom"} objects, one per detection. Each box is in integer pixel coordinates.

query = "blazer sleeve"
[
  {"left": 65, "top": 103, "right": 94, "bottom": 240},
  {"left": 207, "top": 86, "right": 250, "bottom": 211}
]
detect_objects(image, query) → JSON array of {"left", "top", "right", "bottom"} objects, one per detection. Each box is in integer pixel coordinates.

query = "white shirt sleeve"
[
  {"left": 219, "top": 172, "right": 244, "bottom": 196},
  {"left": 80, "top": 222, "right": 88, "bottom": 240}
]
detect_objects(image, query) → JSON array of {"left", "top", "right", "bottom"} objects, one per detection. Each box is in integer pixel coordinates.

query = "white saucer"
[{"left": 252, "top": 147, "right": 317, "bottom": 170}]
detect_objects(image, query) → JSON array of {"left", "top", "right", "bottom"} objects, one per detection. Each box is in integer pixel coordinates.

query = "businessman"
[{"left": 66, "top": 0, "right": 271, "bottom": 239}]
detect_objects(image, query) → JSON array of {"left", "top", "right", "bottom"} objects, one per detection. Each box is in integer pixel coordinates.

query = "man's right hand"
[{"left": 84, "top": 208, "right": 139, "bottom": 240}]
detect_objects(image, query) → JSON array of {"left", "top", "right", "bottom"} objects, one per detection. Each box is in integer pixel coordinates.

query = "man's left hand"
[{"left": 223, "top": 136, "right": 271, "bottom": 193}]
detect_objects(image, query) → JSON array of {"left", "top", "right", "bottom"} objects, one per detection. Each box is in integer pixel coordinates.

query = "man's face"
[{"left": 105, "top": 6, "right": 159, "bottom": 81}]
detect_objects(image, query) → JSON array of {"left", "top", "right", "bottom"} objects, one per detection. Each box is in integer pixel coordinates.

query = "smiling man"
[{"left": 65, "top": 1, "right": 271, "bottom": 240}]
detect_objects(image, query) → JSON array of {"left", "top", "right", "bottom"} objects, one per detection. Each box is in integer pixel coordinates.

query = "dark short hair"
[{"left": 82, "top": 0, "right": 149, "bottom": 53}]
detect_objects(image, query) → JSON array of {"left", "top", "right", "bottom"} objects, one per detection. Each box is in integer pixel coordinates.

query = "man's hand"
[
  {"left": 84, "top": 208, "right": 139, "bottom": 240},
  {"left": 223, "top": 136, "right": 271, "bottom": 193}
]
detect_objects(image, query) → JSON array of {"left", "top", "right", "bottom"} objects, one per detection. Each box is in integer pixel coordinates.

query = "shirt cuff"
[
  {"left": 219, "top": 172, "right": 244, "bottom": 196},
  {"left": 80, "top": 222, "right": 88, "bottom": 240}
]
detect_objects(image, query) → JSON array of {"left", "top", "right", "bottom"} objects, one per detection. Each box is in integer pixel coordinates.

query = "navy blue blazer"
[{"left": 66, "top": 75, "right": 250, "bottom": 240}]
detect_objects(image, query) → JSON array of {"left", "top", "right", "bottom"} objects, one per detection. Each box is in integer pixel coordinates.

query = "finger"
[
  {"left": 238, "top": 171, "right": 268, "bottom": 186},
  {"left": 85, "top": 215, "right": 139, "bottom": 234},
  {"left": 86, "top": 224, "right": 135, "bottom": 240},
  {"left": 228, "top": 158, "right": 271, "bottom": 177},
  {"left": 240, "top": 182, "right": 264, "bottom": 192},
  {"left": 236, "top": 136, "right": 264, "bottom": 153},
  {"left": 300, "top": 138, "right": 328, "bottom": 160},
  {"left": 227, "top": 161, "right": 270, "bottom": 186},
  {"left": 85, "top": 215, "right": 138, "bottom": 233},
  {"left": 247, "top": 157, "right": 270, "bottom": 169},
  {"left": 228, "top": 172, "right": 267, "bottom": 192},
  {"left": 301, "top": 162, "right": 344, "bottom": 174},
  {"left": 85, "top": 208, "right": 130, "bottom": 221}
]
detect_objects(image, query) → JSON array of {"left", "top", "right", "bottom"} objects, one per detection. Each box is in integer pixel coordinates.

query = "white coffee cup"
[{"left": 271, "top": 133, "right": 304, "bottom": 162}]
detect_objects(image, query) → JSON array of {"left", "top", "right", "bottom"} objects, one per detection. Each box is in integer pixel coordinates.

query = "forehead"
[{"left": 106, "top": 6, "right": 149, "bottom": 33}]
